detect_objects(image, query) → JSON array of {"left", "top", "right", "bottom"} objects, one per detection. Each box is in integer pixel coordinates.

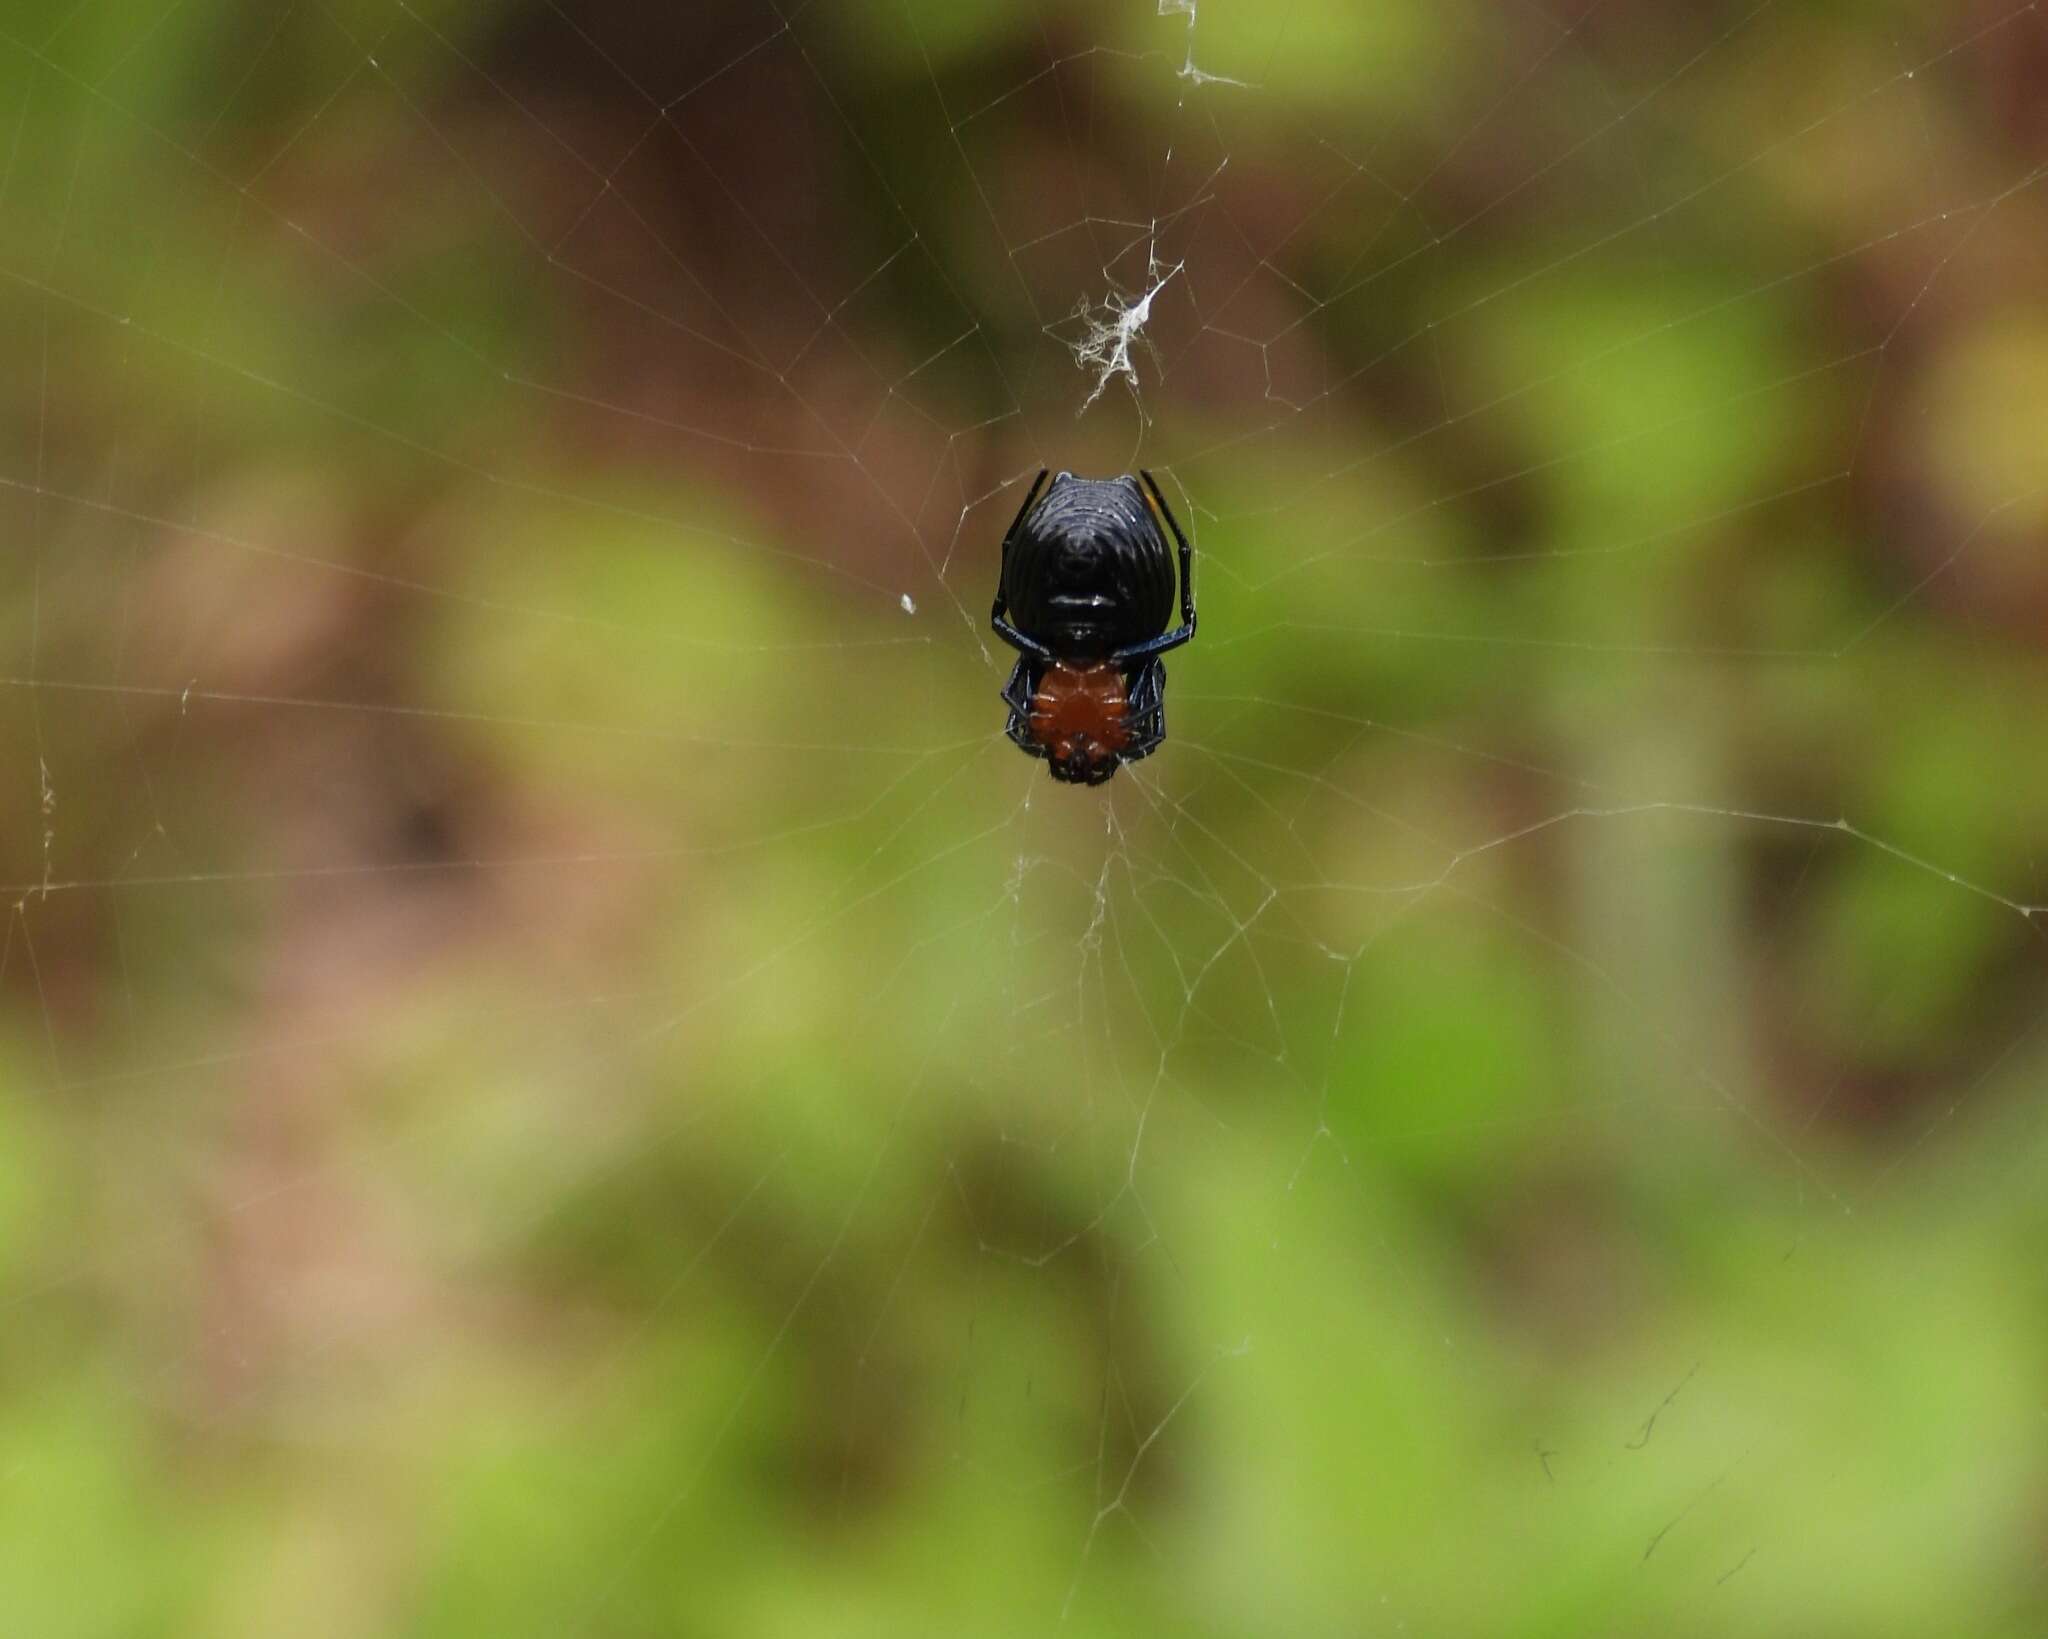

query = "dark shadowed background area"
[{"left": 3, "top": 0, "right": 2047, "bottom": 1632}]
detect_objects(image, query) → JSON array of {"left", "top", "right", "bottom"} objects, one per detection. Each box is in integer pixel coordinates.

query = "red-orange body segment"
[{"left": 1027, "top": 662, "right": 1131, "bottom": 774}]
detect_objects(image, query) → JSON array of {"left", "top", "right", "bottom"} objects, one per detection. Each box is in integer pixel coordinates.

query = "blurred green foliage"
[{"left": 3, "top": 0, "right": 2047, "bottom": 1634}]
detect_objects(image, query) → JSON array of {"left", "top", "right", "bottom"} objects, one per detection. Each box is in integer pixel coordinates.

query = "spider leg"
[
  {"left": 999, "top": 656, "right": 1046, "bottom": 759},
  {"left": 994, "top": 614, "right": 1054, "bottom": 662},
  {"left": 1141, "top": 469, "right": 1194, "bottom": 629},
  {"left": 990, "top": 468, "right": 1050, "bottom": 657},
  {"left": 1108, "top": 624, "right": 1190, "bottom": 664},
  {"left": 1110, "top": 469, "right": 1194, "bottom": 665},
  {"left": 1116, "top": 658, "right": 1168, "bottom": 763}
]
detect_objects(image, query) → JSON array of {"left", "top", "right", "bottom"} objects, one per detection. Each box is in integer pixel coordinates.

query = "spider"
[{"left": 991, "top": 468, "right": 1196, "bottom": 786}]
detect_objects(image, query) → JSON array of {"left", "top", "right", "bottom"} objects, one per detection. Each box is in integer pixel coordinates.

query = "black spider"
[{"left": 990, "top": 468, "right": 1196, "bottom": 786}]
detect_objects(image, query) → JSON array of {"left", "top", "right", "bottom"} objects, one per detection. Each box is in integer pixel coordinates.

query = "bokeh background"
[{"left": 4, "top": 0, "right": 2047, "bottom": 1632}]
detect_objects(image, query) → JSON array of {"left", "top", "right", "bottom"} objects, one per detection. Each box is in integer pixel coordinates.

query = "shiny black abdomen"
[{"left": 1001, "top": 473, "right": 1176, "bottom": 658}]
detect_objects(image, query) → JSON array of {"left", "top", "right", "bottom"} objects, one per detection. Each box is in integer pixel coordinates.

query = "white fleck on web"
[{"left": 2, "top": 0, "right": 2047, "bottom": 1631}]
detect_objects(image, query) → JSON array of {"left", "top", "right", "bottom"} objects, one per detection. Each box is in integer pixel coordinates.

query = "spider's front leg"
[
  {"left": 991, "top": 469, "right": 1052, "bottom": 660},
  {"left": 1116, "top": 469, "right": 1193, "bottom": 663}
]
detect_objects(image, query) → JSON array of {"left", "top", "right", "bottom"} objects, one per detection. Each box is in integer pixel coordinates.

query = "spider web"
[{"left": 3, "top": 0, "right": 2047, "bottom": 1630}]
